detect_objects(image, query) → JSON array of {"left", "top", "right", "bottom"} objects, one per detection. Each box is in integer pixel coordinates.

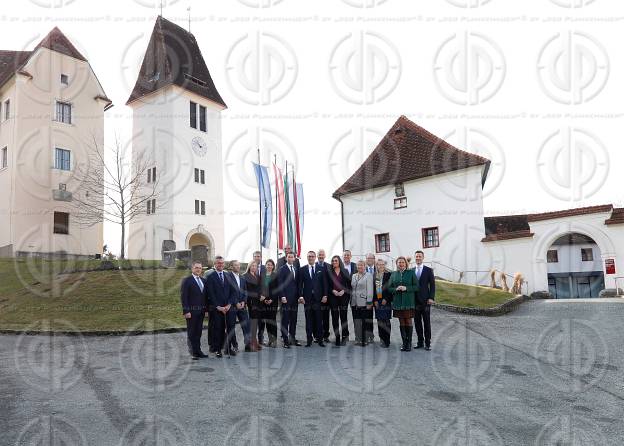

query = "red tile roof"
[
  {"left": 126, "top": 16, "right": 226, "bottom": 108},
  {"left": 332, "top": 116, "right": 490, "bottom": 198},
  {"left": 0, "top": 27, "right": 88, "bottom": 92},
  {"left": 483, "top": 204, "right": 622, "bottom": 241}
]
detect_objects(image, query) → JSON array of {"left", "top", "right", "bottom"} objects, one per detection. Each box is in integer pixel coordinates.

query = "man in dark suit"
[
  {"left": 342, "top": 250, "right": 357, "bottom": 278},
  {"left": 205, "top": 256, "right": 238, "bottom": 357},
  {"left": 229, "top": 260, "right": 251, "bottom": 353},
  {"left": 180, "top": 261, "right": 209, "bottom": 360},
  {"left": 413, "top": 250, "right": 435, "bottom": 350},
  {"left": 277, "top": 244, "right": 301, "bottom": 270},
  {"left": 315, "top": 249, "right": 331, "bottom": 343},
  {"left": 278, "top": 252, "right": 301, "bottom": 348},
  {"left": 299, "top": 250, "right": 327, "bottom": 347},
  {"left": 364, "top": 253, "right": 377, "bottom": 343},
  {"left": 253, "top": 251, "right": 267, "bottom": 345}
]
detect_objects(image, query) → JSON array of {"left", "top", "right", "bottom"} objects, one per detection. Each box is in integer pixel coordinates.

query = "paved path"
[{"left": 1, "top": 300, "right": 623, "bottom": 445}]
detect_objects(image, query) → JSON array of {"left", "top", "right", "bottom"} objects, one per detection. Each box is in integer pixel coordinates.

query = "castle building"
[
  {"left": 0, "top": 27, "right": 111, "bottom": 258},
  {"left": 126, "top": 16, "right": 227, "bottom": 261},
  {"left": 334, "top": 116, "right": 623, "bottom": 297}
]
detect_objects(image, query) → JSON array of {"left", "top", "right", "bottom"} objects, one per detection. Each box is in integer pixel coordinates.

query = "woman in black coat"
[
  {"left": 327, "top": 255, "right": 351, "bottom": 346},
  {"left": 372, "top": 259, "right": 393, "bottom": 348},
  {"left": 259, "top": 259, "right": 279, "bottom": 348},
  {"left": 243, "top": 262, "right": 262, "bottom": 351}
]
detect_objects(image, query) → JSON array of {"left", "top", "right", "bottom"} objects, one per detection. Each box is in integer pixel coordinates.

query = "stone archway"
[
  {"left": 185, "top": 225, "right": 215, "bottom": 262},
  {"left": 531, "top": 221, "right": 617, "bottom": 295}
]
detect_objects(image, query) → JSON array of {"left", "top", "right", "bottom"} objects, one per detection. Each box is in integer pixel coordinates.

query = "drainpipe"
[{"left": 335, "top": 194, "right": 345, "bottom": 251}]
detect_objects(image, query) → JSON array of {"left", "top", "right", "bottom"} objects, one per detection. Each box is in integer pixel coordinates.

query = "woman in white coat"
[{"left": 350, "top": 260, "right": 374, "bottom": 347}]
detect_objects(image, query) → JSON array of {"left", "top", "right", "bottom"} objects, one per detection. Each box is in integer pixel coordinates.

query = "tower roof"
[
  {"left": 126, "top": 16, "right": 226, "bottom": 108},
  {"left": 332, "top": 116, "right": 490, "bottom": 198}
]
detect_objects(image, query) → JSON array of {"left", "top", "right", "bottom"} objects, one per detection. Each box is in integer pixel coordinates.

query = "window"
[
  {"left": 147, "top": 199, "right": 156, "bottom": 215},
  {"left": 61, "top": 74, "right": 69, "bottom": 85},
  {"left": 184, "top": 73, "right": 207, "bottom": 87},
  {"left": 1, "top": 147, "right": 6, "bottom": 169},
  {"left": 581, "top": 248, "right": 593, "bottom": 262},
  {"left": 54, "top": 148, "right": 71, "bottom": 171},
  {"left": 3, "top": 99, "right": 9, "bottom": 121},
  {"left": 547, "top": 249, "right": 558, "bottom": 263},
  {"left": 58, "top": 183, "right": 66, "bottom": 191},
  {"left": 55, "top": 101, "right": 72, "bottom": 124},
  {"left": 194, "top": 168, "right": 205, "bottom": 184},
  {"left": 375, "top": 233, "right": 390, "bottom": 253},
  {"left": 199, "top": 105, "right": 207, "bottom": 132},
  {"left": 394, "top": 183, "right": 404, "bottom": 197},
  {"left": 147, "top": 166, "right": 156, "bottom": 183},
  {"left": 53, "top": 212, "right": 69, "bottom": 234},
  {"left": 195, "top": 200, "right": 205, "bottom": 215},
  {"left": 422, "top": 227, "right": 439, "bottom": 248},
  {"left": 190, "top": 101, "right": 197, "bottom": 129},
  {"left": 394, "top": 197, "right": 407, "bottom": 209}
]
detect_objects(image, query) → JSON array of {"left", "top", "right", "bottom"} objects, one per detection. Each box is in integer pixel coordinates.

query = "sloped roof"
[
  {"left": 126, "top": 16, "right": 226, "bottom": 108},
  {"left": 0, "top": 27, "right": 110, "bottom": 110},
  {"left": 332, "top": 116, "right": 490, "bottom": 198},
  {"left": 482, "top": 204, "right": 620, "bottom": 242},
  {"left": 33, "top": 26, "right": 87, "bottom": 62}
]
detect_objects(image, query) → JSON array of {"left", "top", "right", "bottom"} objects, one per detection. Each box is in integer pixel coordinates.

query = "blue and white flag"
[{"left": 253, "top": 163, "right": 273, "bottom": 248}]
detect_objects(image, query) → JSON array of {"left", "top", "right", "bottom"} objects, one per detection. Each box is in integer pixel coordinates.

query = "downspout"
[{"left": 335, "top": 194, "right": 345, "bottom": 252}]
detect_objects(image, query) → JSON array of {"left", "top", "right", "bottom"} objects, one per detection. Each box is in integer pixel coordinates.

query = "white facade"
[
  {"left": 0, "top": 35, "right": 108, "bottom": 257},
  {"left": 339, "top": 162, "right": 623, "bottom": 296},
  {"left": 127, "top": 86, "right": 225, "bottom": 260}
]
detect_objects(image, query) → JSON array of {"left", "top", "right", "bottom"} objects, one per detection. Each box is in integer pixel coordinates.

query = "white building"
[
  {"left": 126, "top": 16, "right": 227, "bottom": 261},
  {"left": 333, "top": 116, "right": 623, "bottom": 297},
  {"left": 0, "top": 27, "right": 111, "bottom": 258}
]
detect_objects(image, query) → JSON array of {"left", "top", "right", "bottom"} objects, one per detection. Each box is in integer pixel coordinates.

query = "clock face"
[{"left": 191, "top": 136, "right": 207, "bottom": 157}]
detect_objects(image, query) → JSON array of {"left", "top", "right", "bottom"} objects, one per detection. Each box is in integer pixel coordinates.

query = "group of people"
[{"left": 180, "top": 245, "right": 435, "bottom": 359}]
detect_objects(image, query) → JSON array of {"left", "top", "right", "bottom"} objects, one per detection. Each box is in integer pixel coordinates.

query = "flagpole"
[
  {"left": 257, "top": 148, "right": 263, "bottom": 264},
  {"left": 274, "top": 153, "right": 279, "bottom": 264}
]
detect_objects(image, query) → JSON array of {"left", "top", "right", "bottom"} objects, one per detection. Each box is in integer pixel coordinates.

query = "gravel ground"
[{"left": 1, "top": 299, "right": 623, "bottom": 445}]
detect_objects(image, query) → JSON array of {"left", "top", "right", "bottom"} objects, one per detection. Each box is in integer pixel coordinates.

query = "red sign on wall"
[{"left": 605, "top": 258, "right": 616, "bottom": 275}]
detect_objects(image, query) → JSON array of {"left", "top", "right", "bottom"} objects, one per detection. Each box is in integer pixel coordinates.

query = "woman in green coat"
[{"left": 389, "top": 256, "right": 419, "bottom": 351}]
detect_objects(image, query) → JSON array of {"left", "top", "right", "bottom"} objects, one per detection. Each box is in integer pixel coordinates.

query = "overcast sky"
[{"left": 3, "top": 0, "right": 623, "bottom": 259}]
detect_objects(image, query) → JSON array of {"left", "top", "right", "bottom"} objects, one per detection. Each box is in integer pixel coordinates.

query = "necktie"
[
  {"left": 290, "top": 265, "right": 294, "bottom": 278},
  {"left": 195, "top": 276, "right": 203, "bottom": 292},
  {"left": 417, "top": 267, "right": 422, "bottom": 279},
  {"left": 218, "top": 271, "right": 223, "bottom": 283},
  {"left": 310, "top": 265, "right": 314, "bottom": 278}
]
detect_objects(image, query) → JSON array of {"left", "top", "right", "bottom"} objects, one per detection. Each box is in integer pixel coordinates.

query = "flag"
[
  {"left": 253, "top": 163, "right": 272, "bottom": 249},
  {"left": 284, "top": 170, "right": 295, "bottom": 252},
  {"left": 296, "top": 182, "right": 304, "bottom": 255},
  {"left": 273, "top": 164, "right": 285, "bottom": 250}
]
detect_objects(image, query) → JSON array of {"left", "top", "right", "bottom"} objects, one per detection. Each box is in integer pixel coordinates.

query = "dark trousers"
[
  {"left": 321, "top": 300, "right": 330, "bottom": 339},
  {"left": 280, "top": 302, "right": 298, "bottom": 343},
  {"left": 257, "top": 319, "right": 265, "bottom": 342},
  {"left": 364, "top": 308, "right": 374, "bottom": 341},
  {"left": 230, "top": 308, "right": 250, "bottom": 349},
  {"left": 262, "top": 316, "right": 278, "bottom": 342},
  {"left": 377, "top": 318, "right": 391, "bottom": 346},
  {"left": 351, "top": 306, "right": 368, "bottom": 343},
  {"left": 304, "top": 303, "right": 323, "bottom": 342},
  {"left": 329, "top": 297, "right": 349, "bottom": 340},
  {"left": 211, "top": 309, "right": 235, "bottom": 353},
  {"left": 186, "top": 311, "right": 204, "bottom": 355},
  {"left": 414, "top": 304, "right": 431, "bottom": 346}
]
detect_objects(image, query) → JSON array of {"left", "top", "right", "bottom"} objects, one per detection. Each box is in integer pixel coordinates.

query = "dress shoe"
[
  {"left": 268, "top": 341, "right": 277, "bottom": 348},
  {"left": 197, "top": 352, "right": 209, "bottom": 358},
  {"left": 231, "top": 347, "right": 239, "bottom": 354},
  {"left": 245, "top": 345, "right": 252, "bottom": 352},
  {"left": 425, "top": 345, "right": 431, "bottom": 351},
  {"left": 293, "top": 340, "right": 302, "bottom": 347},
  {"left": 340, "top": 338, "right": 348, "bottom": 346},
  {"left": 215, "top": 351, "right": 223, "bottom": 358},
  {"left": 228, "top": 350, "right": 237, "bottom": 357},
  {"left": 380, "top": 343, "right": 389, "bottom": 348},
  {"left": 305, "top": 341, "right": 312, "bottom": 347},
  {"left": 283, "top": 342, "right": 290, "bottom": 349},
  {"left": 318, "top": 341, "right": 325, "bottom": 347},
  {"left": 191, "top": 355, "right": 199, "bottom": 360},
  {"left": 414, "top": 344, "right": 424, "bottom": 349},
  {"left": 323, "top": 337, "right": 330, "bottom": 343}
]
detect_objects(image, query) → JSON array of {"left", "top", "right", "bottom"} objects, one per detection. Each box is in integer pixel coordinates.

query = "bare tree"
[{"left": 72, "top": 135, "right": 164, "bottom": 259}]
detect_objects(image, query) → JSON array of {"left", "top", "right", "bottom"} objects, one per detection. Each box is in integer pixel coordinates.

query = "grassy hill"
[{"left": 0, "top": 258, "right": 516, "bottom": 332}]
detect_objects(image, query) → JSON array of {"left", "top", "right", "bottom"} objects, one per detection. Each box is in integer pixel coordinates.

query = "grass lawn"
[
  {"left": 0, "top": 259, "right": 519, "bottom": 332},
  {"left": 435, "top": 280, "right": 516, "bottom": 308}
]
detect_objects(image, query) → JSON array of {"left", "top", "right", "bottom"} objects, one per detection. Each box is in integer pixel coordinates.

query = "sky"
[{"left": 2, "top": 0, "right": 623, "bottom": 260}]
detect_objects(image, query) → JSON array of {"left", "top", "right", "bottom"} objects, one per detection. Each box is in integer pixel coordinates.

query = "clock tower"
[{"left": 126, "top": 16, "right": 227, "bottom": 261}]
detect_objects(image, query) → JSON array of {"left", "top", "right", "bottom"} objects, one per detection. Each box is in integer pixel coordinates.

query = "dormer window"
[
  {"left": 61, "top": 74, "right": 69, "bottom": 86},
  {"left": 184, "top": 73, "right": 207, "bottom": 87},
  {"left": 394, "top": 183, "right": 405, "bottom": 197}
]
